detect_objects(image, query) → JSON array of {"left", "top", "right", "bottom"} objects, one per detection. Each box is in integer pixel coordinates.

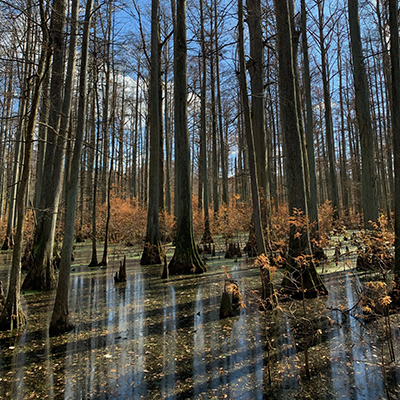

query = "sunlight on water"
[
  {"left": 161, "top": 284, "right": 176, "bottom": 399},
  {"left": 193, "top": 285, "right": 206, "bottom": 398},
  {"left": 131, "top": 265, "right": 146, "bottom": 399},
  {"left": 326, "top": 273, "right": 349, "bottom": 397},
  {"left": 1, "top": 250, "right": 400, "bottom": 399},
  {"left": 345, "top": 273, "right": 384, "bottom": 399}
]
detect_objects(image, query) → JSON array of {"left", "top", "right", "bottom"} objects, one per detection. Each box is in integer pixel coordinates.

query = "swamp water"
[{"left": 0, "top": 246, "right": 400, "bottom": 399}]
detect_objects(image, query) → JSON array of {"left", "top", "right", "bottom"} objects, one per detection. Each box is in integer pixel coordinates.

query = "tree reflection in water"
[{"left": 0, "top": 249, "right": 400, "bottom": 399}]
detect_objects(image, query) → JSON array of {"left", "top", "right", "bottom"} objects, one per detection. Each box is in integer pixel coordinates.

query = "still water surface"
[{"left": 0, "top": 247, "right": 400, "bottom": 399}]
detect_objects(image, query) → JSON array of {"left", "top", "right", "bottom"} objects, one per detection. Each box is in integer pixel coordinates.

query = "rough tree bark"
[
  {"left": 247, "top": 0, "right": 269, "bottom": 200},
  {"left": 167, "top": 0, "right": 206, "bottom": 276},
  {"left": 23, "top": 0, "right": 67, "bottom": 291},
  {"left": 87, "top": 67, "right": 99, "bottom": 266},
  {"left": 210, "top": 9, "right": 219, "bottom": 216},
  {"left": 141, "top": 0, "right": 162, "bottom": 265},
  {"left": 389, "top": 0, "right": 400, "bottom": 283},
  {"left": 238, "top": 0, "right": 273, "bottom": 301},
  {"left": 246, "top": 0, "right": 273, "bottom": 253},
  {"left": 164, "top": 48, "right": 172, "bottom": 214},
  {"left": 337, "top": 35, "right": 350, "bottom": 215},
  {"left": 50, "top": 0, "right": 93, "bottom": 335},
  {"left": 0, "top": 66, "right": 14, "bottom": 222},
  {"left": 199, "top": 0, "right": 212, "bottom": 248},
  {"left": 132, "top": 57, "right": 141, "bottom": 200},
  {"left": 214, "top": 0, "right": 228, "bottom": 206},
  {"left": 273, "top": 0, "right": 327, "bottom": 298}
]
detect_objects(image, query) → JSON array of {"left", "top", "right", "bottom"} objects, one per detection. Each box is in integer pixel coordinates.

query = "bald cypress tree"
[
  {"left": 23, "top": 0, "right": 68, "bottom": 291},
  {"left": 50, "top": 0, "right": 93, "bottom": 334},
  {"left": 167, "top": 0, "right": 205, "bottom": 275},
  {"left": 273, "top": 0, "right": 327, "bottom": 298},
  {"left": 238, "top": 0, "right": 273, "bottom": 301},
  {"left": 141, "top": 0, "right": 162, "bottom": 265},
  {"left": 389, "top": 0, "right": 400, "bottom": 284}
]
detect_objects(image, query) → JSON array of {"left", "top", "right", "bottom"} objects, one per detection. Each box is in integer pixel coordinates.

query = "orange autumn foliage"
[
  {"left": 192, "top": 194, "right": 253, "bottom": 243},
  {"left": 97, "top": 194, "right": 147, "bottom": 245}
]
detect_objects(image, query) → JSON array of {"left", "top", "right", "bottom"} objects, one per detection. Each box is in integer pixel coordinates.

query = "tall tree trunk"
[
  {"left": 164, "top": 49, "right": 172, "bottom": 214},
  {"left": 167, "top": 0, "right": 205, "bottom": 276},
  {"left": 368, "top": 45, "right": 389, "bottom": 218},
  {"left": 88, "top": 13, "right": 100, "bottom": 267},
  {"left": 273, "top": 0, "right": 327, "bottom": 298},
  {"left": 301, "top": 0, "right": 320, "bottom": 238},
  {"left": 50, "top": 0, "right": 93, "bottom": 334},
  {"left": 247, "top": 0, "right": 269, "bottom": 199},
  {"left": 337, "top": 35, "right": 350, "bottom": 214},
  {"left": 118, "top": 79, "right": 126, "bottom": 197},
  {"left": 132, "top": 57, "right": 141, "bottom": 200},
  {"left": 101, "top": 0, "right": 112, "bottom": 204},
  {"left": 2, "top": 99, "right": 24, "bottom": 251},
  {"left": 0, "top": 65, "right": 14, "bottom": 222},
  {"left": 23, "top": 0, "right": 67, "bottom": 291},
  {"left": 210, "top": 16, "right": 219, "bottom": 215},
  {"left": 238, "top": 102, "right": 249, "bottom": 202},
  {"left": 348, "top": 0, "right": 379, "bottom": 229},
  {"left": 158, "top": 38, "right": 165, "bottom": 212},
  {"left": 389, "top": 0, "right": 400, "bottom": 282},
  {"left": 214, "top": 0, "right": 228, "bottom": 206},
  {"left": 266, "top": 61, "right": 278, "bottom": 207},
  {"left": 100, "top": 75, "right": 116, "bottom": 267},
  {"left": 318, "top": 0, "right": 340, "bottom": 220},
  {"left": 199, "top": 0, "right": 212, "bottom": 247},
  {"left": 144, "top": 116, "right": 149, "bottom": 204},
  {"left": 141, "top": 0, "right": 162, "bottom": 265},
  {"left": 247, "top": 0, "right": 272, "bottom": 250},
  {"left": 88, "top": 72, "right": 99, "bottom": 267},
  {"left": 33, "top": 70, "right": 50, "bottom": 213},
  {"left": 238, "top": 0, "right": 273, "bottom": 301}
]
